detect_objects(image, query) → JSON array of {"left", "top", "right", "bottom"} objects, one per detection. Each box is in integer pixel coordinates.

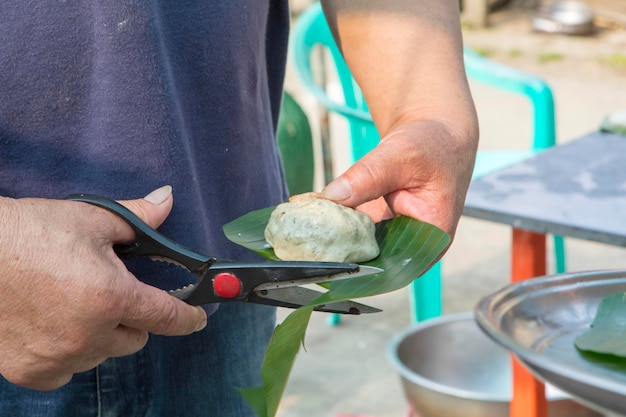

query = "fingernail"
[
  {"left": 322, "top": 178, "right": 352, "bottom": 201},
  {"left": 144, "top": 185, "right": 172, "bottom": 205}
]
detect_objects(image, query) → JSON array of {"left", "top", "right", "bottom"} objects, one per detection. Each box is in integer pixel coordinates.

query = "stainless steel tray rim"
[
  {"left": 521, "top": 359, "right": 622, "bottom": 416},
  {"left": 476, "top": 310, "right": 626, "bottom": 398},
  {"left": 475, "top": 269, "right": 626, "bottom": 409},
  {"left": 479, "top": 270, "right": 626, "bottom": 314}
]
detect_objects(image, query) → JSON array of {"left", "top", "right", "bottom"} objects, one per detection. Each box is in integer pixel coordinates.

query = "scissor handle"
[{"left": 65, "top": 194, "right": 213, "bottom": 273}]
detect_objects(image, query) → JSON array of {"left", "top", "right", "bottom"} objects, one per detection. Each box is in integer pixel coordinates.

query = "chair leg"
[
  {"left": 409, "top": 261, "right": 442, "bottom": 323},
  {"left": 553, "top": 235, "right": 566, "bottom": 273},
  {"left": 327, "top": 311, "right": 341, "bottom": 326}
]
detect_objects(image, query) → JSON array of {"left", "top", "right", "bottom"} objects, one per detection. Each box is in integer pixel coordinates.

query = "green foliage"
[
  {"left": 508, "top": 49, "right": 522, "bottom": 59},
  {"left": 597, "top": 53, "right": 626, "bottom": 71},
  {"left": 575, "top": 291, "right": 626, "bottom": 357},
  {"left": 277, "top": 92, "right": 315, "bottom": 196},
  {"left": 238, "top": 307, "right": 314, "bottom": 417},
  {"left": 224, "top": 207, "right": 450, "bottom": 417},
  {"left": 537, "top": 52, "right": 564, "bottom": 64},
  {"left": 472, "top": 46, "right": 496, "bottom": 58}
]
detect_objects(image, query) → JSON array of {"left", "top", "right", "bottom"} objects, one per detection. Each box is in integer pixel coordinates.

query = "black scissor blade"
[{"left": 253, "top": 286, "right": 381, "bottom": 314}]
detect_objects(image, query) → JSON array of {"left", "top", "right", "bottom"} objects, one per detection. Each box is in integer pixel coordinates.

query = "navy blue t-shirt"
[{"left": 0, "top": 1, "right": 290, "bottom": 314}]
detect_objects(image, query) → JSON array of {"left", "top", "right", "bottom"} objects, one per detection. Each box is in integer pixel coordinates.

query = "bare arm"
[{"left": 320, "top": 0, "right": 479, "bottom": 238}]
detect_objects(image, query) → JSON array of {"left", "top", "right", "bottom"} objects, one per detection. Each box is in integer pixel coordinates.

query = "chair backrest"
[
  {"left": 463, "top": 48, "right": 556, "bottom": 150},
  {"left": 290, "top": 2, "right": 379, "bottom": 162},
  {"left": 290, "top": 2, "right": 557, "bottom": 161}
]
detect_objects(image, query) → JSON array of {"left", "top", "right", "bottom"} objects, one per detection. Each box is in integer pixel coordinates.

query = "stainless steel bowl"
[
  {"left": 387, "top": 312, "right": 601, "bottom": 417},
  {"left": 532, "top": 1, "right": 595, "bottom": 35}
]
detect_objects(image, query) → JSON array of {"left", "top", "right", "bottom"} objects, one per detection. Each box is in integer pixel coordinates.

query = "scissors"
[{"left": 65, "top": 194, "right": 382, "bottom": 315}]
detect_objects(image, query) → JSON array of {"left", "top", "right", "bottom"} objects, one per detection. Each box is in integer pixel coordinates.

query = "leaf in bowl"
[
  {"left": 223, "top": 207, "right": 450, "bottom": 417},
  {"left": 575, "top": 291, "right": 626, "bottom": 357}
]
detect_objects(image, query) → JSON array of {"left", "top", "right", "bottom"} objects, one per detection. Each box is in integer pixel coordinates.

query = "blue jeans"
[{"left": 0, "top": 302, "right": 276, "bottom": 416}]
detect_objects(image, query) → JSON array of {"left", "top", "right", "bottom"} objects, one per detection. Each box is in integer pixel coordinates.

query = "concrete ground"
[{"left": 277, "top": 1, "right": 626, "bottom": 416}]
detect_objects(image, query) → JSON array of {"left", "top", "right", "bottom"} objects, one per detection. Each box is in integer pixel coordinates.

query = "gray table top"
[{"left": 463, "top": 131, "right": 626, "bottom": 247}]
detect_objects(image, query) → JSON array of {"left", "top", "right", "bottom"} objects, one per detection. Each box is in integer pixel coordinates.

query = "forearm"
[
  {"left": 320, "top": 0, "right": 477, "bottom": 140},
  {"left": 319, "top": 0, "right": 479, "bottom": 236}
]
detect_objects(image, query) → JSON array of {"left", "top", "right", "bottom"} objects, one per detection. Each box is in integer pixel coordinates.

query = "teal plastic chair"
[{"left": 290, "top": 2, "right": 565, "bottom": 324}]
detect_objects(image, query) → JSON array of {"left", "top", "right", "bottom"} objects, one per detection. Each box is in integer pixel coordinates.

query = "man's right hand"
[{"left": 0, "top": 186, "right": 207, "bottom": 390}]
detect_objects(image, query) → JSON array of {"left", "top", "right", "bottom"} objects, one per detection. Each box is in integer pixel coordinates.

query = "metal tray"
[{"left": 475, "top": 270, "right": 626, "bottom": 416}]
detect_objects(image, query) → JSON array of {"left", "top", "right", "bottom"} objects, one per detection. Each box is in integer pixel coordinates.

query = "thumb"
[
  {"left": 118, "top": 185, "right": 174, "bottom": 229},
  {"left": 322, "top": 148, "right": 400, "bottom": 209}
]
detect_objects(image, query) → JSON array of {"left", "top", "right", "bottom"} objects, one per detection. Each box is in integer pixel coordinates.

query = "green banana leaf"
[
  {"left": 223, "top": 206, "right": 450, "bottom": 417},
  {"left": 277, "top": 92, "right": 315, "bottom": 196},
  {"left": 575, "top": 291, "right": 626, "bottom": 357}
]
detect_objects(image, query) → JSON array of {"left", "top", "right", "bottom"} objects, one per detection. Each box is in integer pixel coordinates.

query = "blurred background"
[{"left": 277, "top": 1, "right": 626, "bottom": 416}]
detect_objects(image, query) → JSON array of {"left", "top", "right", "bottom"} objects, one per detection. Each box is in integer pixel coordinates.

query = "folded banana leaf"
[
  {"left": 575, "top": 291, "right": 626, "bottom": 357},
  {"left": 223, "top": 206, "right": 450, "bottom": 417}
]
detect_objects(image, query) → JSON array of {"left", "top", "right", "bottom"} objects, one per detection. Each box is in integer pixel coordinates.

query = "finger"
[
  {"left": 121, "top": 280, "right": 207, "bottom": 336},
  {"left": 109, "top": 186, "right": 207, "bottom": 334},
  {"left": 323, "top": 138, "right": 416, "bottom": 208},
  {"left": 5, "top": 370, "right": 75, "bottom": 392},
  {"left": 6, "top": 325, "right": 147, "bottom": 391},
  {"left": 117, "top": 185, "right": 174, "bottom": 230},
  {"left": 55, "top": 327, "right": 148, "bottom": 381},
  {"left": 355, "top": 197, "right": 394, "bottom": 223},
  {"left": 104, "top": 326, "right": 150, "bottom": 359}
]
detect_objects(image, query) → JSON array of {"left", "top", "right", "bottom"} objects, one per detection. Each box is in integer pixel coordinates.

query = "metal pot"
[
  {"left": 532, "top": 1, "right": 595, "bottom": 36},
  {"left": 387, "top": 312, "right": 602, "bottom": 417}
]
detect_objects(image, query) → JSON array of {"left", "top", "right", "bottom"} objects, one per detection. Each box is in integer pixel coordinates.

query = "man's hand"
[
  {"left": 320, "top": 0, "right": 479, "bottom": 239},
  {"left": 0, "top": 186, "right": 207, "bottom": 390},
  {"left": 323, "top": 119, "right": 477, "bottom": 238}
]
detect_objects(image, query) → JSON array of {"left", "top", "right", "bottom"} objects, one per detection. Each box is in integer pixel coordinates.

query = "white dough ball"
[{"left": 264, "top": 193, "right": 379, "bottom": 263}]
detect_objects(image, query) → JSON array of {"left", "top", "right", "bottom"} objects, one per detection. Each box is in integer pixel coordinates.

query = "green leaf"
[
  {"left": 575, "top": 291, "right": 626, "bottom": 357},
  {"left": 277, "top": 92, "right": 315, "bottom": 196},
  {"left": 238, "top": 307, "right": 314, "bottom": 417},
  {"left": 224, "top": 207, "right": 450, "bottom": 417},
  {"left": 223, "top": 206, "right": 279, "bottom": 261},
  {"left": 237, "top": 387, "right": 267, "bottom": 417}
]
